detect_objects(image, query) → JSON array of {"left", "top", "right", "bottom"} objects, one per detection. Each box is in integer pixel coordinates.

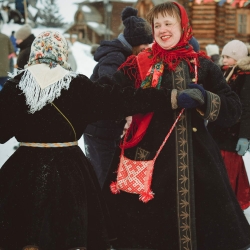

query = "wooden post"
[{"left": 23, "top": 0, "right": 28, "bottom": 24}]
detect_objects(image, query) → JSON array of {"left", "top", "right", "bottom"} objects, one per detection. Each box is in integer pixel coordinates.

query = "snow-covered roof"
[
  {"left": 78, "top": 4, "right": 103, "bottom": 23},
  {"left": 87, "top": 21, "right": 114, "bottom": 36}
]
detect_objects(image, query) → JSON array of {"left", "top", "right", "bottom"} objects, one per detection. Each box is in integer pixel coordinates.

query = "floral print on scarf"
[{"left": 28, "top": 31, "right": 71, "bottom": 70}]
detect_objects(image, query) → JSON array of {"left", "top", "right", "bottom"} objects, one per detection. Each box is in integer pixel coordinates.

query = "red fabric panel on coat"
[{"left": 221, "top": 150, "right": 250, "bottom": 210}]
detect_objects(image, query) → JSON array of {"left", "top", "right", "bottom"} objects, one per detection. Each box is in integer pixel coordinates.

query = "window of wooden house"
[{"left": 236, "top": 9, "right": 250, "bottom": 34}]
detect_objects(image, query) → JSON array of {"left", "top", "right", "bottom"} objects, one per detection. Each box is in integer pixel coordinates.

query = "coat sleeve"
[
  {"left": 239, "top": 74, "right": 250, "bottom": 139},
  {"left": 199, "top": 58, "right": 242, "bottom": 128},
  {"left": 74, "top": 74, "right": 173, "bottom": 124},
  {"left": 8, "top": 37, "right": 14, "bottom": 55},
  {"left": 0, "top": 80, "right": 25, "bottom": 143}
]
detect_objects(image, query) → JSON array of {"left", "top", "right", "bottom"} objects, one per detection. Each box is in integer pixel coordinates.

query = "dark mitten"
[
  {"left": 177, "top": 88, "right": 205, "bottom": 109},
  {"left": 188, "top": 83, "right": 207, "bottom": 102},
  {"left": 236, "top": 138, "right": 249, "bottom": 156}
]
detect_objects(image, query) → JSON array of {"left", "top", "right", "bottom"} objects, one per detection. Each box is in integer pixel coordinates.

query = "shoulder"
[{"left": 198, "top": 56, "right": 221, "bottom": 73}]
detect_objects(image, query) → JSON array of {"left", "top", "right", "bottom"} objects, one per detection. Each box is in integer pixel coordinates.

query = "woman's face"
[{"left": 153, "top": 12, "right": 182, "bottom": 50}]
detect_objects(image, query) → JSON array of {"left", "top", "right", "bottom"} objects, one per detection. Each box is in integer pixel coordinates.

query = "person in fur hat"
[
  {"left": 207, "top": 39, "right": 250, "bottom": 214},
  {"left": 101, "top": 2, "right": 250, "bottom": 250},
  {"left": 15, "top": 23, "right": 35, "bottom": 69},
  {"left": 0, "top": 30, "right": 186, "bottom": 250},
  {"left": 83, "top": 6, "right": 153, "bottom": 189}
]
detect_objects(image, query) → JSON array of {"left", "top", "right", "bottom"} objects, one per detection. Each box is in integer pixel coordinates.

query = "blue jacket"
[{"left": 10, "top": 35, "right": 17, "bottom": 53}]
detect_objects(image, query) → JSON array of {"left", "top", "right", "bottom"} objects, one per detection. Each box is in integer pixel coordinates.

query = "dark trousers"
[{"left": 83, "top": 134, "right": 119, "bottom": 188}]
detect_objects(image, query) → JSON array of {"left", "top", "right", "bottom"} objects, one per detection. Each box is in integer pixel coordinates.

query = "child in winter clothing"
[{"left": 208, "top": 39, "right": 250, "bottom": 212}]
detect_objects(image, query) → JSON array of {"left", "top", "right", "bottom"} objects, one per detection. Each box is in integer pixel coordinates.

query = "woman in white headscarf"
[{"left": 0, "top": 30, "right": 177, "bottom": 250}]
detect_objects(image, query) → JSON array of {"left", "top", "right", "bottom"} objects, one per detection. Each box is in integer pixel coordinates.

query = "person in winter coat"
[
  {"left": 205, "top": 44, "right": 220, "bottom": 66},
  {"left": 15, "top": 24, "right": 35, "bottom": 69},
  {"left": 207, "top": 39, "right": 250, "bottom": 213},
  {"left": 9, "top": 30, "right": 17, "bottom": 73},
  {"left": 83, "top": 6, "right": 153, "bottom": 188},
  {"left": 0, "top": 30, "right": 181, "bottom": 250},
  {"left": 0, "top": 23, "right": 14, "bottom": 90},
  {"left": 101, "top": 2, "right": 250, "bottom": 250}
]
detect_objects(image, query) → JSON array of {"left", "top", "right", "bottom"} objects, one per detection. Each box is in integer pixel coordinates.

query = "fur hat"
[
  {"left": 15, "top": 24, "right": 32, "bottom": 40},
  {"left": 221, "top": 40, "right": 248, "bottom": 61},
  {"left": 206, "top": 44, "right": 219, "bottom": 56},
  {"left": 122, "top": 6, "right": 153, "bottom": 47},
  {"left": 28, "top": 30, "right": 70, "bottom": 70}
]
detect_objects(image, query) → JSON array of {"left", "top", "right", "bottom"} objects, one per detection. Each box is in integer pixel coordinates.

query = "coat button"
[{"left": 192, "top": 127, "right": 197, "bottom": 132}]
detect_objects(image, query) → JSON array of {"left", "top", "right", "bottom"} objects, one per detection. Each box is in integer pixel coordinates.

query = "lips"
[{"left": 161, "top": 35, "right": 171, "bottom": 41}]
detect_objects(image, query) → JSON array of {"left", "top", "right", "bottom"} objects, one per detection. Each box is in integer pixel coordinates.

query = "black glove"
[{"left": 177, "top": 87, "right": 205, "bottom": 109}]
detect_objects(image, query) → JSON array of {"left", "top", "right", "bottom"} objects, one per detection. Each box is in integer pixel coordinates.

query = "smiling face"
[{"left": 153, "top": 12, "right": 182, "bottom": 50}]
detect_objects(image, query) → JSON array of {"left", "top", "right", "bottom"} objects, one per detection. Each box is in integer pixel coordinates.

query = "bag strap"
[
  {"left": 121, "top": 58, "right": 198, "bottom": 162},
  {"left": 51, "top": 102, "right": 77, "bottom": 141}
]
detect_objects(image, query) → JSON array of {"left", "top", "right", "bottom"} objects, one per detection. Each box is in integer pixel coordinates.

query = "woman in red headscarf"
[{"left": 102, "top": 2, "right": 250, "bottom": 250}]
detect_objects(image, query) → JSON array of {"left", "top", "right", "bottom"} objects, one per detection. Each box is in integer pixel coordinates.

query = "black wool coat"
[
  {"left": 102, "top": 55, "right": 250, "bottom": 250},
  {"left": 85, "top": 38, "right": 132, "bottom": 140},
  {"left": 16, "top": 34, "right": 35, "bottom": 69},
  {"left": 207, "top": 57, "right": 250, "bottom": 151},
  {"left": 0, "top": 72, "right": 173, "bottom": 250}
]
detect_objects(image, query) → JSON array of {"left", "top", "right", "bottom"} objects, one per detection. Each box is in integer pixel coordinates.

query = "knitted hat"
[
  {"left": 221, "top": 40, "right": 248, "bottom": 61},
  {"left": 189, "top": 37, "right": 200, "bottom": 52},
  {"left": 122, "top": 6, "right": 153, "bottom": 47},
  {"left": 15, "top": 24, "right": 32, "bottom": 40},
  {"left": 206, "top": 44, "right": 219, "bottom": 56},
  {"left": 28, "top": 30, "right": 70, "bottom": 70}
]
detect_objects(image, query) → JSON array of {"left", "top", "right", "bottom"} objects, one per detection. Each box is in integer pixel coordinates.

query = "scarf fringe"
[
  {"left": 118, "top": 55, "right": 142, "bottom": 88},
  {"left": 14, "top": 69, "right": 77, "bottom": 113}
]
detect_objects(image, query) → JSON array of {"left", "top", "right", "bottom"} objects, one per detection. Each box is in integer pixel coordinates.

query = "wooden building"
[
  {"left": 135, "top": 0, "right": 250, "bottom": 51},
  {"left": 65, "top": 0, "right": 250, "bottom": 52},
  {"left": 190, "top": 1, "right": 250, "bottom": 51},
  {"left": 64, "top": 0, "right": 136, "bottom": 45}
]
